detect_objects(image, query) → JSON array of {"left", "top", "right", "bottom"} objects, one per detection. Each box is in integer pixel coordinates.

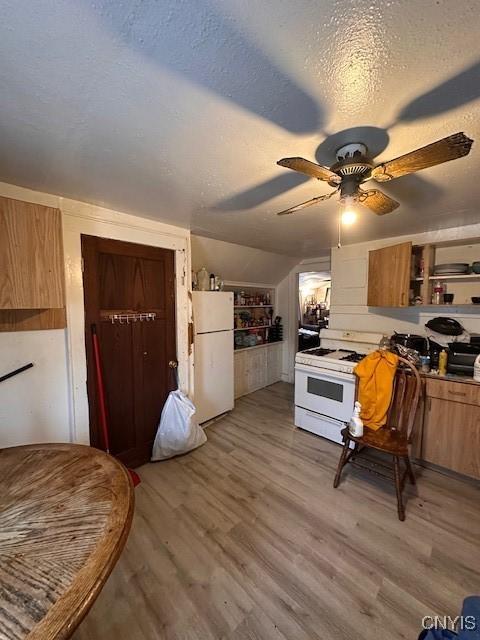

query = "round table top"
[{"left": 0, "top": 443, "right": 134, "bottom": 640}]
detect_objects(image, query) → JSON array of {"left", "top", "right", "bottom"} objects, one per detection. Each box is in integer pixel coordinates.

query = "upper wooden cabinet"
[
  {"left": 0, "top": 196, "right": 65, "bottom": 309},
  {"left": 367, "top": 241, "right": 412, "bottom": 307}
]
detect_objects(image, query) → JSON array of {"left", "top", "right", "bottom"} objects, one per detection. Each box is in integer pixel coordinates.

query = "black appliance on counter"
[
  {"left": 425, "top": 317, "right": 464, "bottom": 336},
  {"left": 390, "top": 332, "right": 429, "bottom": 354},
  {"left": 447, "top": 342, "right": 480, "bottom": 375},
  {"left": 390, "top": 332, "right": 445, "bottom": 368}
]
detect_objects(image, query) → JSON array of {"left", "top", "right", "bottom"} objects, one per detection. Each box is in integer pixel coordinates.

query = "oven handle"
[
  {"left": 304, "top": 409, "right": 345, "bottom": 427},
  {"left": 295, "top": 364, "right": 355, "bottom": 382}
]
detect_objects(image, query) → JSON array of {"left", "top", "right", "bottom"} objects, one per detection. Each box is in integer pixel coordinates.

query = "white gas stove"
[{"left": 294, "top": 329, "right": 384, "bottom": 444}]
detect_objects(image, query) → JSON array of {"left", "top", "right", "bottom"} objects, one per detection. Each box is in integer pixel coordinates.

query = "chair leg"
[
  {"left": 404, "top": 456, "right": 416, "bottom": 485},
  {"left": 333, "top": 436, "right": 351, "bottom": 488},
  {"left": 393, "top": 456, "right": 405, "bottom": 521}
]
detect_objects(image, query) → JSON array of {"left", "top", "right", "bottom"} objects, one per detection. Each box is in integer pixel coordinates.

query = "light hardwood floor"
[{"left": 74, "top": 383, "right": 480, "bottom": 640}]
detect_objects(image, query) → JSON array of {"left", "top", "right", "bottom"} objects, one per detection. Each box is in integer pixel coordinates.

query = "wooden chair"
[{"left": 333, "top": 356, "right": 422, "bottom": 521}]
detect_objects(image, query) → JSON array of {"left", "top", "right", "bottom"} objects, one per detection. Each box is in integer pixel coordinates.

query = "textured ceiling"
[{"left": 0, "top": 0, "right": 479, "bottom": 257}]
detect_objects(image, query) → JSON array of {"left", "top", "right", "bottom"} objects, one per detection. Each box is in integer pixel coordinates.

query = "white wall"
[
  {"left": 0, "top": 330, "right": 71, "bottom": 447},
  {"left": 191, "top": 235, "right": 298, "bottom": 286},
  {"left": 330, "top": 223, "right": 480, "bottom": 337},
  {"left": 0, "top": 182, "right": 191, "bottom": 448},
  {"left": 278, "top": 256, "right": 331, "bottom": 383}
]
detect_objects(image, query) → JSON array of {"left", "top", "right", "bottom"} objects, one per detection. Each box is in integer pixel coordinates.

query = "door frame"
[
  {"left": 282, "top": 257, "right": 331, "bottom": 383},
  {"left": 62, "top": 203, "right": 192, "bottom": 446}
]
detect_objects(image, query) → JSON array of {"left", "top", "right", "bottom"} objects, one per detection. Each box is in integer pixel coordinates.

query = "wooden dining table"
[{"left": 0, "top": 443, "right": 134, "bottom": 640}]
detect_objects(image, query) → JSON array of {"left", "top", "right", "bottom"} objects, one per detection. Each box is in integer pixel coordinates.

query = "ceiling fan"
[{"left": 275, "top": 132, "right": 473, "bottom": 217}]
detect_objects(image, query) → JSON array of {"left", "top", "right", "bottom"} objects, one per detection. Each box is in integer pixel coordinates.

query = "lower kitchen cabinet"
[
  {"left": 420, "top": 379, "right": 480, "bottom": 480},
  {"left": 234, "top": 342, "right": 283, "bottom": 399}
]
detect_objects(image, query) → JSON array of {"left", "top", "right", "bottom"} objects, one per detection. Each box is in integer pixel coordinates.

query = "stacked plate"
[{"left": 433, "top": 263, "right": 470, "bottom": 276}]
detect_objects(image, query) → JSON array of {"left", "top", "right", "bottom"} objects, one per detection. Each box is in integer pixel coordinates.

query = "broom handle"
[{"left": 91, "top": 324, "right": 110, "bottom": 454}]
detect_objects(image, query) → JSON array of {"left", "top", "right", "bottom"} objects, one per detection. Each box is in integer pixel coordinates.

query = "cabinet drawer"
[{"left": 425, "top": 378, "right": 480, "bottom": 406}]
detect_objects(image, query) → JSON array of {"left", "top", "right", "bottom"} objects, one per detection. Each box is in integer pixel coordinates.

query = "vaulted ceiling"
[{"left": 0, "top": 0, "right": 479, "bottom": 256}]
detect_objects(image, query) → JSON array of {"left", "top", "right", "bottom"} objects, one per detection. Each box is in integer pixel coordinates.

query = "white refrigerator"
[{"left": 193, "top": 291, "right": 234, "bottom": 424}]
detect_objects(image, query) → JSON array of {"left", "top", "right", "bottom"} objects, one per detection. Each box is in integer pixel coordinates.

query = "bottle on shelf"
[
  {"left": 197, "top": 267, "right": 210, "bottom": 291},
  {"left": 432, "top": 281, "right": 444, "bottom": 305},
  {"left": 419, "top": 257, "right": 425, "bottom": 279},
  {"left": 209, "top": 273, "right": 216, "bottom": 291}
]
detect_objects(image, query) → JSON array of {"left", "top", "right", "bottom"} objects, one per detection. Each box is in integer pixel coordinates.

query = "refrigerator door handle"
[{"left": 196, "top": 329, "right": 233, "bottom": 335}]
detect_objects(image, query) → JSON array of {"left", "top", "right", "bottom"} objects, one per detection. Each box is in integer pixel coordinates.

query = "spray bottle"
[
  {"left": 349, "top": 401, "right": 364, "bottom": 437},
  {"left": 474, "top": 354, "right": 480, "bottom": 383}
]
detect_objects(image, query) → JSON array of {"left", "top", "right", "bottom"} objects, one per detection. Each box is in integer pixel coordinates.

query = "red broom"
[{"left": 91, "top": 324, "right": 140, "bottom": 487}]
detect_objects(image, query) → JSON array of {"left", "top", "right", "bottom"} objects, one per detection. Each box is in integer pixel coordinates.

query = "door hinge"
[{"left": 81, "top": 257, "right": 85, "bottom": 273}]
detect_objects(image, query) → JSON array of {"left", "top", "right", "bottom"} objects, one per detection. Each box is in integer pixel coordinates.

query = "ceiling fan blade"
[
  {"left": 371, "top": 132, "right": 473, "bottom": 182},
  {"left": 358, "top": 189, "right": 400, "bottom": 216},
  {"left": 277, "top": 157, "right": 341, "bottom": 184},
  {"left": 276, "top": 191, "right": 337, "bottom": 216}
]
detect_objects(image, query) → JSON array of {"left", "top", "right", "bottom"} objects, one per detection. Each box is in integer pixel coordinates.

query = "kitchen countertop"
[
  {"left": 234, "top": 340, "right": 284, "bottom": 353},
  {"left": 421, "top": 371, "right": 480, "bottom": 386}
]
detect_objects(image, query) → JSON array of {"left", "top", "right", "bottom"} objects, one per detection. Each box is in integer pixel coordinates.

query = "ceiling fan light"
[
  {"left": 341, "top": 208, "right": 357, "bottom": 226},
  {"left": 340, "top": 195, "right": 357, "bottom": 225}
]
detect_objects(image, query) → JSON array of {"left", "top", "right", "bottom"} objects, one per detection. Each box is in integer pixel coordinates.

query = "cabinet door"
[
  {"left": 422, "top": 397, "right": 480, "bottom": 479},
  {"left": 246, "top": 348, "right": 267, "bottom": 394},
  {"left": 266, "top": 344, "right": 282, "bottom": 386},
  {"left": 234, "top": 351, "right": 248, "bottom": 399},
  {"left": 0, "top": 196, "right": 65, "bottom": 309},
  {"left": 367, "top": 241, "right": 411, "bottom": 307}
]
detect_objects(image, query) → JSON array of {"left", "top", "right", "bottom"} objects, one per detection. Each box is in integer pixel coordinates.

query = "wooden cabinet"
[
  {"left": 425, "top": 377, "right": 480, "bottom": 406},
  {"left": 0, "top": 196, "right": 66, "bottom": 330},
  {"left": 246, "top": 347, "right": 267, "bottom": 392},
  {"left": 367, "top": 241, "right": 411, "bottom": 307},
  {"left": 367, "top": 238, "right": 480, "bottom": 308},
  {"left": 234, "top": 343, "right": 282, "bottom": 399},
  {"left": 233, "top": 350, "right": 249, "bottom": 399},
  {"left": 419, "top": 378, "right": 480, "bottom": 479},
  {"left": 266, "top": 342, "right": 282, "bottom": 386}
]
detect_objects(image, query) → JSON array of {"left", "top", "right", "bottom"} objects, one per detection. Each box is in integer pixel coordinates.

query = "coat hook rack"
[{"left": 109, "top": 312, "right": 156, "bottom": 324}]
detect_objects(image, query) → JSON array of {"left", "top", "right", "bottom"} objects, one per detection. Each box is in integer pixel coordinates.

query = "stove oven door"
[{"left": 294, "top": 364, "right": 356, "bottom": 422}]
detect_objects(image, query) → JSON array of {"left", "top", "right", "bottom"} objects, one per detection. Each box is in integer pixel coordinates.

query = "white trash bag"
[{"left": 151, "top": 390, "right": 206, "bottom": 461}]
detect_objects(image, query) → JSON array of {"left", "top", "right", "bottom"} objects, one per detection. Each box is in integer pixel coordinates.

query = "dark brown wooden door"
[{"left": 82, "top": 235, "right": 176, "bottom": 468}]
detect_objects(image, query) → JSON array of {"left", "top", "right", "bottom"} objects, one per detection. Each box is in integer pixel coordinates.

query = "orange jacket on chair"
[{"left": 354, "top": 350, "right": 399, "bottom": 431}]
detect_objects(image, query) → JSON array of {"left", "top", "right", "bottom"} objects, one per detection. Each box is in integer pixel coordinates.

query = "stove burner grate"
[
  {"left": 340, "top": 352, "right": 365, "bottom": 363},
  {"left": 302, "top": 347, "right": 335, "bottom": 357}
]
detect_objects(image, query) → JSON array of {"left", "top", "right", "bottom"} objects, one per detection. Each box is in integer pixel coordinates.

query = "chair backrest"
[{"left": 385, "top": 355, "right": 422, "bottom": 442}]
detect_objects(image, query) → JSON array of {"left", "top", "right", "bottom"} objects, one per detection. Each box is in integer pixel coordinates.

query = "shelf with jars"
[
  {"left": 224, "top": 284, "right": 283, "bottom": 350},
  {"left": 223, "top": 283, "right": 284, "bottom": 397}
]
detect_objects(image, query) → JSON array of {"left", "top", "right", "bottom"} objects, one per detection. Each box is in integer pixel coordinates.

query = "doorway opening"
[{"left": 297, "top": 271, "right": 331, "bottom": 352}]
